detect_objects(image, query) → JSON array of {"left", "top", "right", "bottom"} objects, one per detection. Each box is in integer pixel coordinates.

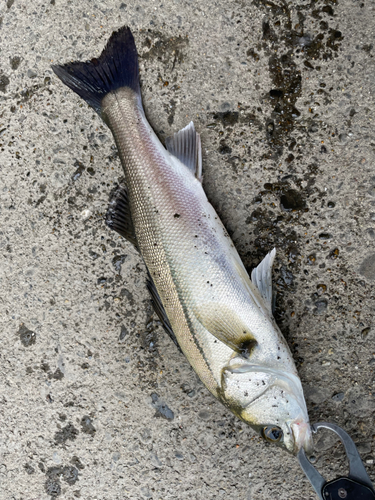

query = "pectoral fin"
[{"left": 195, "top": 303, "right": 257, "bottom": 357}]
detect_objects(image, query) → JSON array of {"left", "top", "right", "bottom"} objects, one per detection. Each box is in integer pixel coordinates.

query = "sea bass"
[{"left": 52, "top": 26, "right": 312, "bottom": 454}]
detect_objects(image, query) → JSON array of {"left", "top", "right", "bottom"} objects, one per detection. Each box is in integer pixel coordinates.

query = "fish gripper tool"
[{"left": 298, "top": 422, "right": 375, "bottom": 500}]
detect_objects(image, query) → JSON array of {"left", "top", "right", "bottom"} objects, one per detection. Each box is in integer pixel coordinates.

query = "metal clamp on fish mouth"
[{"left": 298, "top": 422, "right": 375, "bottom": 500}]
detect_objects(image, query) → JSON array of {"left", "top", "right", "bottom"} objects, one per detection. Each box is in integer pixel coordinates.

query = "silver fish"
[{"left": 52, "top": 26, "right": 312, "bottom": 454}]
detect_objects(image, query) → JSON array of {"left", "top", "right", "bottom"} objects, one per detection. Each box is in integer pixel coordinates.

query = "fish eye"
[{"left": 262, "top": 425, "right": 283, "bottom": 443}]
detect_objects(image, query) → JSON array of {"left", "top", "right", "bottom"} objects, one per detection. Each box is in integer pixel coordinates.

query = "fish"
[{"left": 52, "top": 26, "right": 312, "bottom": 455}]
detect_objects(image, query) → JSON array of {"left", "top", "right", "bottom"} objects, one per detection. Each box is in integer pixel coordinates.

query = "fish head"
[{"left": 221, "top": 362, "right": 313, "bottom": 454}]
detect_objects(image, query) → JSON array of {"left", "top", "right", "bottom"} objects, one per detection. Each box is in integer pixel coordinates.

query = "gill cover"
[{"left": 221, "top": 361, "right": 312, "bottom": 453}]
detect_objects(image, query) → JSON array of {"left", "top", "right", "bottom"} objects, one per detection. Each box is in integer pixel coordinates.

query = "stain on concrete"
[
  {"left": 45, "top": 465, "right": 79, "bottom": 498},
  {"left": 151, "top": 393, "right": 174, "bottom": 420},
  {"left": 49, "top": 368, "right": 64, "bottom": 380},
  {"left": 10, "top": 56, "right": 21, "bottom": 70},
  {"left": 17, "top": 324, "right": 36, "bottom": 347},
  {"left": 359, "top": 253, "right": 375, "bottom": 281},
  {"left": 141, "top": 31, "right": 188, "bottom": 68},
  {"left": 0, "top": 71, "right": 11, "bottom": 92},
  {"left": 70, "top": 456, "right": 85, "bottom": 470},
  {"left": 80, "top": 415, "right": 96, "bottom": 436},
  {"left": 253, "top": 0, "right": 343, "bottom": 158},
  {"left": 54, "top": 423, "right": 79, "bottom": 445},
  {"left": 24, "top": 463, "right": 35, "bottom": 474}
]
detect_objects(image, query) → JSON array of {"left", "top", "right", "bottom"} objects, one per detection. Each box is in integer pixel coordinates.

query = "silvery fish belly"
[{"left": 52, "top": 26, "right": 312, "bottom": 454}]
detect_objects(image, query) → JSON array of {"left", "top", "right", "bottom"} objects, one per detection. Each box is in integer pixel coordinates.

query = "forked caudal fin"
[{"left": 51, "top": 26, "right": 141, "bottom": 115}]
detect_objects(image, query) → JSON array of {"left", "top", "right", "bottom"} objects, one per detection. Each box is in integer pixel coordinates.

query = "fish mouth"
[
  {"left": 225, "top": 361, "right": 313, "bottom": 453},
  {"left": 290, "top": 421, "right": 313, "bottom": 455}
]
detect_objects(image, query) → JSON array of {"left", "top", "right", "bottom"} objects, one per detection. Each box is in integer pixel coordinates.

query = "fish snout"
[{"left": 291, "top": 421, "right": 313, "bottom": 455}]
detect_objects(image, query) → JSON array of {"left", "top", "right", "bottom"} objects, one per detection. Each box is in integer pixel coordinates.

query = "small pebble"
[
  {"left": 81, "top": 209, "right": 91, "bottom": 219},
  {"left": 27, "top": 69, "right": 37, "bottom": 78}
]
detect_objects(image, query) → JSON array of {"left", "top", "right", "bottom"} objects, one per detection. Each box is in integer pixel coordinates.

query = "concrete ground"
[{"left": 1, "top": 0, "right": 375, "bottom": 498}]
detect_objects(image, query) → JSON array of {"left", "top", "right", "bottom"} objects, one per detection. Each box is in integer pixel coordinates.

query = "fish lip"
[{"left": 290, "top": 421, "right": 313, "bottom": 455}]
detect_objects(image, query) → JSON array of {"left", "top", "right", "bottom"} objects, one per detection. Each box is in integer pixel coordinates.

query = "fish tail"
[{"left": 52, "top": 26, "right": 140, "bottom": 115}]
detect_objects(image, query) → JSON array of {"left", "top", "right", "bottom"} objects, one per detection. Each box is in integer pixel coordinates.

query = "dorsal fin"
[
  {"left": 146, "top": 272, "right": 181, "bottom": 352},
  {"left": 106, "top": 184, "right": 138, "bottom": 248},
  {"left": 165, "top": 122, "right": 202, "bottom": 181},
  {"left": 251, "top": 248, "right": 276, "bottom": 315}
]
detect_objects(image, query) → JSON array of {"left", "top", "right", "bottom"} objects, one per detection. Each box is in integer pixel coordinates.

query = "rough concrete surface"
[{"left": 0, "top": 0, "right": 375, "bottom": 498}]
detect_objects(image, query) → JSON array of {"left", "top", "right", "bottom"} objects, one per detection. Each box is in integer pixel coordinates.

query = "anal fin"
[
  {"left": 146, "top": 272, "right": 181, "bottom": 352},
  {"left": 106, "top": 184, "right": 138, "bottom": 248}
]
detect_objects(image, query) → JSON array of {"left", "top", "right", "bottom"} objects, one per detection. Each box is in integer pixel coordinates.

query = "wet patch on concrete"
[
  {"left": 280, "top": 189, "right": 306, "bottom": 212},
  {"left": 24, "top": 463, "right": 36, "bottom": 474},
  {"left": 140, "top": 31, "right": 189, "bottom": 69},
  {"left": 359, "top": 253, "right": 375, "bottom": 281},
  {"left": 50, "top": 368, "right": 64, "bottom": 380},
  {"left": 54, "top": 423, "right": 79, "bottom": 445},
  {"left": 0, "top": 72, "right": 10, "bottom": 92},
  {"left": 165, "top": 97, "right": 176, "bottom": 125},
  {"left": 151, "top": 392, "right": 175, "bottom": 420},
  {"left": 80, "top": 415, "right": 96, "bottom": 436},
  {"left": 251, "top": 0, "right": 344, "bottom": 158},
  {"left": 17, "top": 324, "right": 36, "bottom": 347},
  {"left": 41, "top": 361, "right": 64, "bottom": 380},
  {"left": 45, "top": 465, "right": 79, "bottom": 498},
  {"left": 140, "top": 30, "right": 189, "bottom": 126},
  {"left": 10, "top": 78, "right": 53, "bottom": 105},
  {"left": 70, "top": 456, "right": 85, "bottom": 470},
  {"left": 10, "top": 56, "right": 21, "bottom": 70}
]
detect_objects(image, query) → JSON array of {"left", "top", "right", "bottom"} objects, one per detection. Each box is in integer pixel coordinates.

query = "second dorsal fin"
[
  {"left": 165, "top": 121, "right": 202, "bottom": 181},
  {"left": 251, "top": 248, "right": 276, "bottom": 315}
]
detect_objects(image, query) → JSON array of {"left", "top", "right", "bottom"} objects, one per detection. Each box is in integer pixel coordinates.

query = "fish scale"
[
  {"left": 52, "top": 25, "right": 312, "bottom": 454},
  {"left": 103, "top": 88, "right": 231, "bottom": 395},
  {"left": 104, "top": 87, "right": 299, "bottom": 414}
]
